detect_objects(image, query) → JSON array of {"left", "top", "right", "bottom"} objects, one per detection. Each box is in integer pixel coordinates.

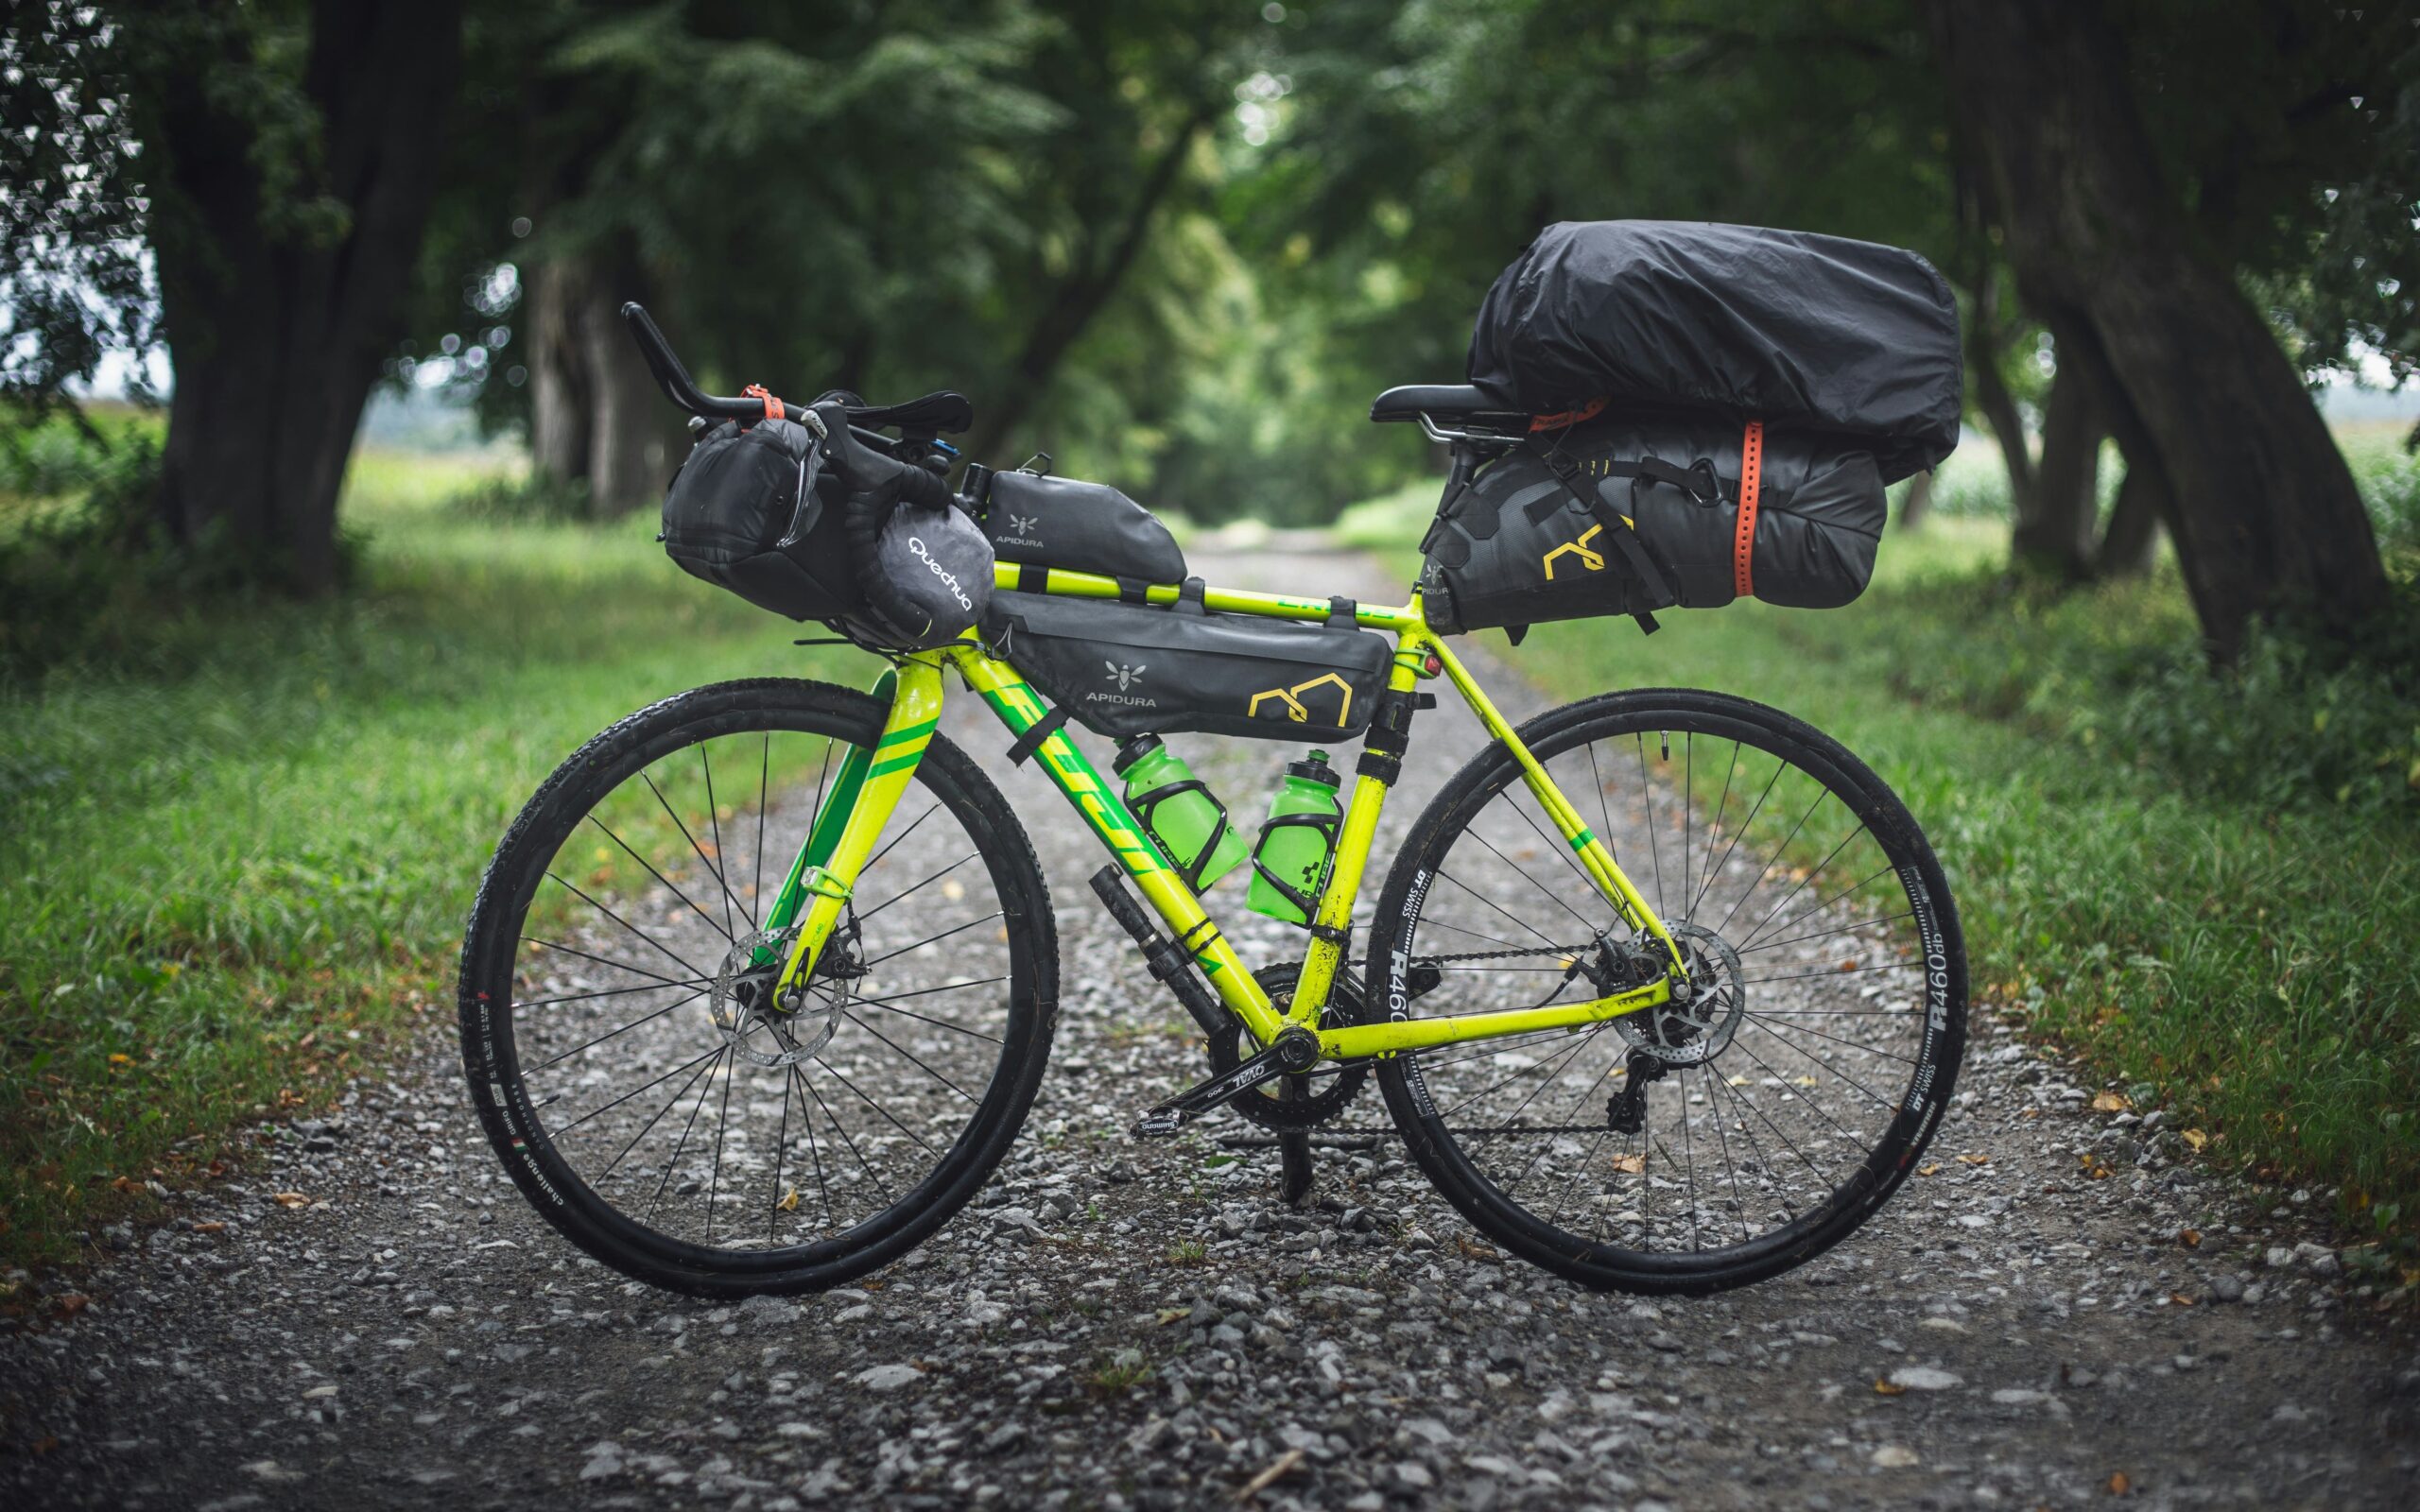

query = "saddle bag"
[
  {"left": 982, "top": 579, "right": 1392, "bottom": 742},
  {"left": 660, "top": 415, "right": 860, "bottom": 622},
  {"left": 975, "top": 466, "right": 1188, "bottom": 588},
  {"left": 1421, "top": 410, "right": 1886, "bottom": 636}
]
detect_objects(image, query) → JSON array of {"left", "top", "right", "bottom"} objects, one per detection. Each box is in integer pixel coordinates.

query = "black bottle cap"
[
  {"left": 1112, "top": 734, "right": 1164, "bottom": 776},
  {"left": 1288, "top": 750, "right": 1340, "bottom": 788}
]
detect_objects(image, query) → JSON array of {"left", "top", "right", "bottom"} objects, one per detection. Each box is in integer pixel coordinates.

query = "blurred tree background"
[
  {"left": 8, "top": 0, "right": 2420, "bottom": 1267},
  {"left": 9, "top": 0, "right": 2417, "bottom": 640}
]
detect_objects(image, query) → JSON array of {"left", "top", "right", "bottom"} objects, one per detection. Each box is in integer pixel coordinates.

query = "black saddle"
[{"left": 1369, "top": 384, "right": 1529, "bottom": 428}]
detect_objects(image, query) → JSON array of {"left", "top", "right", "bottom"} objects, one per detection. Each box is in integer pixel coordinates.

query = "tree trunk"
[
  {"left": 527, "top": 258, "right": 595, "bottom": 490},
  {"left": 961, "top": 107, "right": 1214, "bottom": 467},
  {"left": 1930, "top": 0, "right": 2389, "bottom": 660},
  {"left": 2012, "top": 368, "right": 2100, "bottom": 580},
  {"left": 1895, "top": 469, "right": 1933, "bottom": 531},
  {"left": 525, "top": 240, "right": 676, "bottom": 516},
  {"left": 1963, "top": 270, "right": 2037, "bottom": 524},
  {"left": 147, "top": 0, "right": 463, "bottom": 590},
  {"left": 2096, "top": 455, "right": 2167, "bottom": 577}
]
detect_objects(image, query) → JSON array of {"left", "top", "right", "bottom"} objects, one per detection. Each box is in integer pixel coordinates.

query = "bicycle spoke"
[
  {"left": 1434, "top": 867, "right": 1567, "bottom": 952},
  {"left": 841, "top": 1012, "right": 978, "bottom": 1104},
  {"left": 545, "top": 868, "right": 714, "bottom": 980},
  {"left": 644, "top": 1048, "right": 727, "bottom": 1223},
  {"left": 1690, "top": 740, "right": 1743, "bottom": 924},
  {"left": 1743, "top": 1009, "right": 1917, "bottom": 1065},
  {"left": 769, "top": 1059, "right": 792, "bottom": 1244},
  {"left": 786, "top": 1063, "right": 838, "bottom": 1225},
  {"left": 856, "top": 849, "right": 981, "bottom": 922},
  {"left": 549, "top": 1044, "right": 724, "bottom": 1138},
  {"left": 1635, "top": 732, "right": 1666, "bottom": 923},
  {"left": 518, "top": 974, "right": 712, "bottom": 1009},
  {"left": 1468, "top": 826, "right": 1602, "bottom": 936},
  {"left": 705, "top": 1048, "right": 737, "bottom": 1242},
  {"left": 586, "top": 811, "right": 734, "bottom": 948},
  {"left": 598, "top": 1051, "right": 720, "bottom": 1184},
  {"left": 753, "top": 733, "right": 772, "bottom": 929},
  {"left": 864, "top": 911, "right": 1004, "bottom": 969},
  {"left": 527, "top": 988, "right": 705, "bottom": 1070},
  {"left": 703, "top": 747, "right": 748, "bottom": 932},
  {"left": 796, "top": 1066, "right": 894, "bottom": 1204}
]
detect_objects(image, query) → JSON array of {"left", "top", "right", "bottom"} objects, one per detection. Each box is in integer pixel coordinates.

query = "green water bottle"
[
  {"left": 1247, "top": 751, "right": 1344, "bottom": 926},
  {"left": 1115, "top": 736, "right": 1250, "bottom": 891}
]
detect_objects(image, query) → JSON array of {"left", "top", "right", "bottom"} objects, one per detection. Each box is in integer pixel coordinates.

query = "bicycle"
[{"left": 458, "top": 310, "right": 1967, "bottom": 1298}]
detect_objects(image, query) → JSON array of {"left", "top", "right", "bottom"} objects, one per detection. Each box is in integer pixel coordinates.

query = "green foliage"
[{"left": 0, "top": 449, "right": 867, "bottom": 1266}]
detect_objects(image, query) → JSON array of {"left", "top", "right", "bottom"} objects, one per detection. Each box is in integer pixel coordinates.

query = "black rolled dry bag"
[
  {"left": 1421, "top": 410, "right": 1885, "bottom": 635},
  {"left": 660, "top": 414, "right": 860, "bottom": 622},
  {"left": 983, "top": 579, "right": 1391, "bottom": 742},
  {"left": 1467, "top": 220, "right": 1962, "bottom": 483},
  {"left": 976, "top": 466, "right": 1187, "bottom": 587}
]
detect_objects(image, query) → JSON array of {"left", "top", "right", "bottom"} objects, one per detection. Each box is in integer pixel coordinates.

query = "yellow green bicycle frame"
[{"left": 763, "top": 564, "right": 1687, "bottom": 1065}]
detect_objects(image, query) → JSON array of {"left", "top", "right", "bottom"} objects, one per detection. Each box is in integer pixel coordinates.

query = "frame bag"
[
  {"left": 1422, "top": 411, "right": 1885, "bottom": 636},
  {"left": 976, "top": 466, "right": 1188, "bottom": 587},
  {"left": 983, "top": 579, "right": 1392, "bottom": 742}
]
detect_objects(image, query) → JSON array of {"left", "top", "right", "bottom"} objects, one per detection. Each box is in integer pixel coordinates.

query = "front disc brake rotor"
[
  {"left": 709, "top": 927, "right": 840, "bottom": 1068},
  {"left": 1207, "top": 962, "right": 1372, "bottom": 1131}
]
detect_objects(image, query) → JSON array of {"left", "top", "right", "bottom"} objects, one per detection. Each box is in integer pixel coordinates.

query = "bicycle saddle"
[
  {"left": 1369, "top": 384, "right": 1528, "bottom": 425},
  {"left": 817, "top": 389, "right": 975, "bottom": 437}
]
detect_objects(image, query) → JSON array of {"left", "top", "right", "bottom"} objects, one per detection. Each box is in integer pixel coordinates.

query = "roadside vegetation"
[{"left": 0, "top": 440, "right": 862, "bottom": 1269}]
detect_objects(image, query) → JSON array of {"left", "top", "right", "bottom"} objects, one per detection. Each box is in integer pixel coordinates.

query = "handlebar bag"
[
  {"left": 980, "top": 579, "right": 1391, "bottom": 742},
  {"left": 659, "top": 416, "right": 862, "bottom": 622},
  {"left": 977, "top": 468, "right": 1187, "bottom": 587},
  {"left": 1468, "top": 220, "right": 1961, "bottom": 484},
  {"left": 1421, "top": 408, "right": 1886, "bottom": 636}
]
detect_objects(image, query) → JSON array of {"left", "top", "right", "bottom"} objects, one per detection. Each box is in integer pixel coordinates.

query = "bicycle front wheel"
[
  {"left": 458, "top": 678, "right": 1057, "bottom": 1296},
  {"left": 1369, "top": 688, "right": 1964, "bottom": 1294}
]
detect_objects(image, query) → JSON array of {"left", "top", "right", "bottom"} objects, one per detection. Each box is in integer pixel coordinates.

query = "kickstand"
[{"left": 1277, "top": 1131, "right": 1314, "bottom": 1207}]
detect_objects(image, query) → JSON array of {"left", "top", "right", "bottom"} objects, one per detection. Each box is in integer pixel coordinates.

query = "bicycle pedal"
[{"left": 1132, "top": 1107, "right": 1188, "bottom": 1140}]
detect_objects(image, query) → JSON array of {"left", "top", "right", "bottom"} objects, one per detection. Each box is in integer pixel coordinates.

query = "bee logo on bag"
[
  {"left": 1103, "top": 662, "right": 1147, "bottom": 692},
  {"left": 1543, "top": 524, "right": 1604, "bottom": 580},
  {"left": 1248, "top": 673, "right": 1357, "bottom": 728}
]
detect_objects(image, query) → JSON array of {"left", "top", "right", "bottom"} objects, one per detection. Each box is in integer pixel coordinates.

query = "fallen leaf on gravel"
[
  {"left": 2091, "top": 1091, "right": 2131, "bottom": 1112},
  {"left": 775, "top": 1188, "right": 799, "bottom": 1212},
  {"left": 2108, "top": 1470, "right": 2132, "bottom": 1495},
  {"left": 53, "top": 1295, "right": 89, "bottom": 1318},
  {"left": 2179, "top": 1128, "right": 2208, "bottom": 1152},
  {"left": 1455, "top": 1236, "right": 1501, "bottom": 1262},
  {"left": 2169, "top": 1293, "right": 2195, "bottom": 1306},
  {"left": 2178, "top": 1228, "right": 2202, "bottom": 1247},
  {"left": 1233, "top": 1448, "right": 1305, "bottom": 1502},
  {"left": 1957, "top": 1153, "right": 1990, "bottom": 1165},
  {"left": 1873, "top": 1377, "right": 1906, "bottom": 1396},
  {"left": 1918, "top": 1163, "right": 1941, "bottom": 1177},
  {"left": 1725, "top": 1074, "right": 1751, "bottom": 1087},
  {"left": 194, "top": 1222, "right": 226, "bottom": 1235},
  {"left": 1609, "top": 1154, "right": 1646, "bottom": 1175},
  {"left": 271, "top": 1192, "right": 312, "bottom": 1209},
  {"left": 1871, "top": 1445, "right": 1918, "bottom": 1468},
  {"left": 1155, "top": 1308, "right": 1191, "bottom": 1326},
  {"left": 2019, "top": 1107, "right": 2042, "bottom": 1119},
  {"left": 1793, "top": 1074, "right": 1819, "bottom": 1088}
]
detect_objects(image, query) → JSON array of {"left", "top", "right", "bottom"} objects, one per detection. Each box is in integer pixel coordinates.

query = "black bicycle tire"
[
  {"left": 457, "top": 677, "right": 1058, "bottom": 1296},
  {"left": 1367, "top": 687, "right": 1965, "bottom": 1295}
]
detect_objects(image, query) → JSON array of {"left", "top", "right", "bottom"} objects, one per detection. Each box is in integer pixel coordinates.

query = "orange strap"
[
  {"left": 1529, "top": 397, "right": 1607, "bottom": 432},
  {"left": 743, "top": 383, "right": 785, "bottom": 421},
  {"left": 1733, "top": 420, "right": 1764, "bottom": 599}
]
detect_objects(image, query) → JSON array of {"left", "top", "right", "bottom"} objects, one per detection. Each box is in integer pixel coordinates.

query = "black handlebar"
[{"left": 619, "top": 302, "right": 766, "bottom": 421}]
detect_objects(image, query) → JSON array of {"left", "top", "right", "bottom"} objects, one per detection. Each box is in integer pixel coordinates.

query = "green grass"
[
  {"left": 0, "top": 449, "right": 869, "bottom": 1270},
  {"left": 1366, "top": 500, "right": 2419, "bottom": 1268}
]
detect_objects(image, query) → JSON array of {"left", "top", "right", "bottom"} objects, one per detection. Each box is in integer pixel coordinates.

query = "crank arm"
[{"left": 1132, "top": 1026, "right": 1320, "bottom": 1139}]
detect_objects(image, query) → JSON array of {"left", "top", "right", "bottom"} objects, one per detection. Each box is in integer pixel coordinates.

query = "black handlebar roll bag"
[
  {"left": 1420, "top": 409, "right": 1886, "bottom": 635},
  {"left": 659, "top": 414, "right": 862, "bottom": 622},
  {"left": 1467, "top": 221, "right": 1962, "bottom": 484},
  {"left": 658, "top": 403, "right": 992, "bottom": 648}
]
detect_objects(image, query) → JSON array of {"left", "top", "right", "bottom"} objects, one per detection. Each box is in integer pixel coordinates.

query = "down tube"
[{"left": 942, "top": 644, "right": 1287, "bottom": 1043}]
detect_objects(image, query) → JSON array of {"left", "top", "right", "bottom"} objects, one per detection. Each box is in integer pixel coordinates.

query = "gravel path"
[{"left": 7, "top": 543, "right": 2415, "bottom": 1511}]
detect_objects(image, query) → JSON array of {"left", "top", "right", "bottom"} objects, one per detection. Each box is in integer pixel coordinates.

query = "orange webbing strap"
[
  {"left": 1733, "top": 420, "right": 1764, "bottom": 599},
  {"left": 743, "top": 383, "right": 785, "bottom": 421},
  {"left": 1529, "top": 397, "right": 1607, "bottom": 433}
]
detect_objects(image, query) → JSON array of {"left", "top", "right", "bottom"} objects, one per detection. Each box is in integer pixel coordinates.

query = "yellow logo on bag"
[
  {"left": 1543, "top": 523, "right": 1604, "bottom": 579},
  {"left": 1249, "top": 673, "right": 1357, "bottom": 726}
]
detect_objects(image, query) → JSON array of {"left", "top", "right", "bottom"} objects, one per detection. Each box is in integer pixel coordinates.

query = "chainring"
[{"left": 1206, "top": 961, "right": 1373, "bottom": 1131}]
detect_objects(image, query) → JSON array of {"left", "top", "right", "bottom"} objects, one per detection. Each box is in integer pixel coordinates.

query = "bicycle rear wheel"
[
  {"left": 1368, "top": 688, "right": 1964, "bottom": 1294},
  {"left": 458, "top": 678, "right": 1056, "bottom": 1295}
]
